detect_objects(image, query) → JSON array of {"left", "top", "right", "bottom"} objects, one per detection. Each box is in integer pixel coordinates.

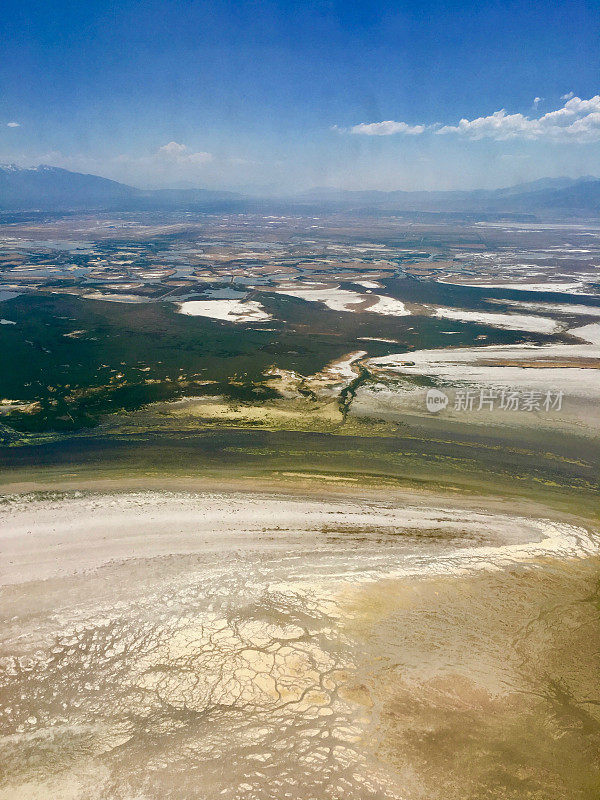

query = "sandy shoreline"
[
  {"left": 1, "top": 488, "right": 596, "bottom": 587},
  {"left": 0, "top": 473, "right": 593, "bottom": 519}
]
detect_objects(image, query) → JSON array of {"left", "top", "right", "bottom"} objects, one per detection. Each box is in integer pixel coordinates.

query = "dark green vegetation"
[
  {"left": 0, "top": 213, "right": 597, "bottom": 519},
  {"left": 0, "top": 290, "right": 555, "bottom": 434}
]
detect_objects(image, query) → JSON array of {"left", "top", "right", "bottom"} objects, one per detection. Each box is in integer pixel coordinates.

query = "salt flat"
[
  {"left": 0, "top": 490, "right": 589, "bottom": 586},
  {"left": 177, "top": 298, "right": 272, "bottom": 322},
  {"left": 368, "top": 323, "right": 600, "bottom": 398},
  {"left": 0, "top": 489, "right": 597, "bottom": 800},
  {"left": 272, "top": 284, "right": 410, "bottom": 315},
  {"left": 432, "top": 307, "right": 560, "bottom": 333}
]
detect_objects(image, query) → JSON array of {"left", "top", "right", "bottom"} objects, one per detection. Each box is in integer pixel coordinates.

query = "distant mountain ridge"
[
  {"left": 0, "top": 164, "right": 599, "bottom": 216},
  {"left": 0, "top": 165, "right": 242, "bottom": 209},
  {"left": 295, "top": 176, "right": 600, "bottom": 210},
  {"left": 0, "top": 165, "right": 136, "bottom": 206}
]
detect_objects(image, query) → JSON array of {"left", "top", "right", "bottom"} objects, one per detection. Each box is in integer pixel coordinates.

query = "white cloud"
[
  {"left": 156, "top": 141, "right": 213, "bottom": 164},
  {"left": 6, "top": 122, "right": 20, "bottom": 128},
  {"left": 341, "top": 94, "right": 600, "bottom": 143},
  {"left": 561, "top": 91, "right": 575, "bottom": 101},
  {"left": 436, "top": 94, "right": 600, "bottom": 142},
  {"left": 349, "top": 121, "right": 427, "bottom": 136}
]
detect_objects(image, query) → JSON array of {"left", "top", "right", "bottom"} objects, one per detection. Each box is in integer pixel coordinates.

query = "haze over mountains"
[{"left": 1, "top": 164, "right": 600, "bottom": 217}]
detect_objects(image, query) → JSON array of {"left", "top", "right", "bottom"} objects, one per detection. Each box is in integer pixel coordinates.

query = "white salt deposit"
[
  {"left": 177, "top": 299, "right": 272, "bottom": 323},
  {"left": 433, "top": 308, "right": 560, "bottom": 334}
]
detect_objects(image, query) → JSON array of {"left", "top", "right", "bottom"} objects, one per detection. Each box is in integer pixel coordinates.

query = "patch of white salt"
[
  {"left": 274, "top": 285, "right": 409, "bottom": 316},
  {"left": 433, "top": 308, "right": 560, "bottom": 334},
  {"left": 177, "top": 299, "right": 272, "bottom": 323},
  {"left": 570, "top": 323, "right": 600, "bottom": 346}
]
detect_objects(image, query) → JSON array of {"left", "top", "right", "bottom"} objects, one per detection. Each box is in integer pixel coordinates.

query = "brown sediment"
[
  {"left": 340, "top": 556, "right": 600, "bottom": 800},
  {"left": 0, "top": 489, "right": 597, "bottom": 799}
]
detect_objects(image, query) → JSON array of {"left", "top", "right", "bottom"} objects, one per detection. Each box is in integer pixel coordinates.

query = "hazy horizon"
[{"left": 2, "top": 161, "right": 599, "bottom": 199}]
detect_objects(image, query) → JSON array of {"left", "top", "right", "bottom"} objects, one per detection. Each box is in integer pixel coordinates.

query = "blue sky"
[{"left": 1, "top": 0, "right": 599, "bottom": 192}]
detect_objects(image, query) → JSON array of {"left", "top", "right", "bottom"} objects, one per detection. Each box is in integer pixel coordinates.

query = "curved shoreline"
[{"left": 1, "top": 488, "right": 597, "bottom": 587}]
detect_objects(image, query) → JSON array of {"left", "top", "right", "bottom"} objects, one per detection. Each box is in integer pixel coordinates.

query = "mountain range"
[{"left": 1, "top": 164, "right": 600, "bottom": 217}]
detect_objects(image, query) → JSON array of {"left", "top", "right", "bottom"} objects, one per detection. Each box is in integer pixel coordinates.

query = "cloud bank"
[
  {"left": 347, "top": 94, "right": 600, "bottom": 142},
  {"left": 349, "top": 121, "right": 426, "bottom": 136},
  {"left": 156, "top": 141, "right": 213, "bottom": 164}
]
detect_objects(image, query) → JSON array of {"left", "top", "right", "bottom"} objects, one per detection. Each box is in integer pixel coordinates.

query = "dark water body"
[
  {"left": 0, "top": 290, "right": 21, "bottom": 302},
  {"left": 382, "top": 276, "right": 600, "bottom": 310},
  {"left": 0, "top": 425, "right": 597, "bottom": 502}
]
